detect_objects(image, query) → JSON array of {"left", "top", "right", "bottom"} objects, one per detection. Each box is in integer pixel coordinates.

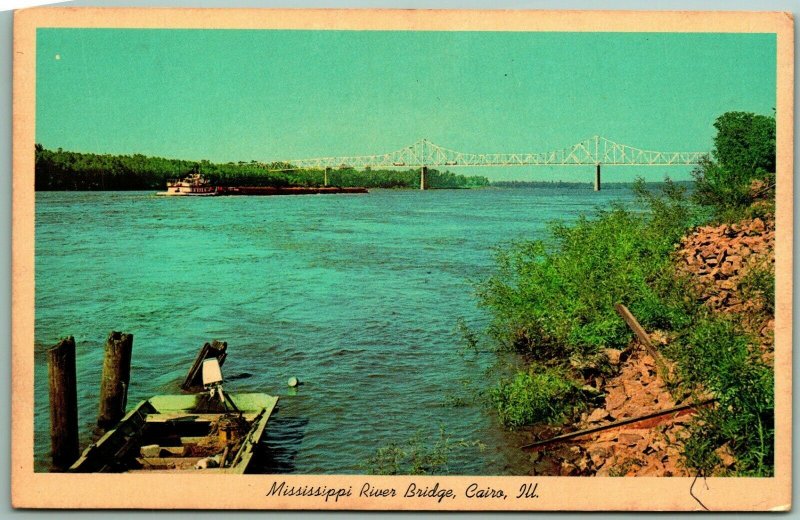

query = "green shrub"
[
  {"left": 666, "top": 316, "right": 774, "bottom": 476},
  {"left": 476, "top": 179, "right": 697, "bottom": 360},
  {"left": 739, "top": 261, "right": 775, "bottom": 315},
  {"left": 490, "top": 367, "right": 580, "bottom": 428}
]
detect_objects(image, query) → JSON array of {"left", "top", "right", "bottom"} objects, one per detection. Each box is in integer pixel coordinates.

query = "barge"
[
  {"left": 158, "top": 174, "right": 367, "bottom": 196},
  {"left": 219, "top": 186, "right": 368, "bottom": 195}
]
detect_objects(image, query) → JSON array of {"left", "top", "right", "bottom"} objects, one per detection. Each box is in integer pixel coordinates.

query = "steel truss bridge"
[{"left": 278, "top": 136, "right": 708, "bottom": 190}]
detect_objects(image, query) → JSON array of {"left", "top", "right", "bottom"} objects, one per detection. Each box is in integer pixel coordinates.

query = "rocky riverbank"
[{"left": 526, "top": 213, "right": 775, "bottom": 477}]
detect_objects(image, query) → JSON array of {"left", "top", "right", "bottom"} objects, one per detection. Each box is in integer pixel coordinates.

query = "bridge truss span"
[{"left": 281, "top": 136, "right": 708, "bottom": 170}]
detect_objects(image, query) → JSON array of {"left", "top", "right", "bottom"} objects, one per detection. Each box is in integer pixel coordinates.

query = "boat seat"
[{"left": 136, "top": 456, "right": 205, "bottom": 470}]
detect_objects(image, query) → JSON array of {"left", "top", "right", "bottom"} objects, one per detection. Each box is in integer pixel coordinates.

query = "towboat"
[
  {"left": 158, "top": 173, "right": 219, "bottom": 196},
  {"left": 69, "top": 360, "right": 278, "bottom": 473}
]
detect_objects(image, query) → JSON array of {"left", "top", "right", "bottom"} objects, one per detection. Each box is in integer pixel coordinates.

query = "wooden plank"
[
  {"left": 228, "top": 396, "right": 279, "bottom": 474},
  {"left": 144, "top": 413, "right": 256, "bottom": 423},
  {"left": 614, "top": 303, "right": 669, "bottom": 377},
  {"left": 136, "top": 456, "right": 204, "bottom": 470},
  {"left": 127, "top": 468, "right": 224, "bottom": 474}
]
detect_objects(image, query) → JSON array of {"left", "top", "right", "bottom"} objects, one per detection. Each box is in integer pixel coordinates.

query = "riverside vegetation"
[
  {"left": 477, "top": 111, "right": 776, "bottom": 477},
  {"left": 34, "top": 145, "right": 489, "bottom": 190}
]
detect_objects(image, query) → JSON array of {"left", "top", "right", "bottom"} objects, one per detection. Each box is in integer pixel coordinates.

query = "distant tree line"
[{"left": 34, "top": 145, "right": 490, "bottom": 191}]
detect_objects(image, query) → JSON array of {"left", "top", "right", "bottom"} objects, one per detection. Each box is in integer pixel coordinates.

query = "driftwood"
[
  {"left": 182, "top": 340, "right": 228, "bottom": 390},
  {"left": 520, "top": 399, "right": 716, "bottom": 451},
  {"left": 614, "top": 303, "right": 669, "bottom": 379}
]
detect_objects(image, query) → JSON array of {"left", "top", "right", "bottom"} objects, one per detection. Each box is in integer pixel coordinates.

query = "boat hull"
[{"left": 68, "top": 393, "right": 278, "bottom": 474}]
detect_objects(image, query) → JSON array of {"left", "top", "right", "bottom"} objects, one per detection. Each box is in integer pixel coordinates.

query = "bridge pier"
[
  {"left": 324, "top": 167, "right": 330, "bottom": 187},
  {"left": 594, "top": 163, "right": 601, "bottom": 191},
  {"left": 420, "top": 166, "right": 427, "bottom": 190}
]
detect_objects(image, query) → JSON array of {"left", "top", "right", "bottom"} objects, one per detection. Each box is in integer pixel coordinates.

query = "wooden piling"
[
  {"left": 48, "top": 336, "right": 79, "bottom": 471},
  {"left": 97, "top": 331, "right": 134, "bottom": 431}
]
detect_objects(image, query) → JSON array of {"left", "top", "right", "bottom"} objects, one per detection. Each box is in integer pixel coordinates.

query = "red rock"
[
  {"left": 715, "top": 444, "right": 736, "bottom": 468},
  {"left": 622, "top": 379, "right": 644, "bottom": 396},
  {"left": 588, "top": 446, "right": 609, "bottom": 468},
  {"left": 588, "top": 408, "right": 610, "bottom": 423},
  {"left": 605, "top": 387, "right": 627, "bottom": 411},
  {"left": 603, "top": 348, "right": 623, "bottom": 366},
  {"left": 657, "top": 391, "right": 674, "bottom": 406},
  {"left": 618, "top": 432, "right": 644, "bottom": 446}
]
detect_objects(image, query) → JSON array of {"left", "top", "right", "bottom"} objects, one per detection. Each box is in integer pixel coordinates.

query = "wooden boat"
[{"left": 69, "top": 393, "right": 278, "bottom": 473}]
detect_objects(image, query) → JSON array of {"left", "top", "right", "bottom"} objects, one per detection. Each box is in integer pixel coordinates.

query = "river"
[{"left": 34, "top": 186, "right": 638, "bottom": 474}]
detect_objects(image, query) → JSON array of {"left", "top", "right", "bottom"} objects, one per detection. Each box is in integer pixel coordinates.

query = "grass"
[
  {"left": 362, "top": 427, "right": 484, "bottom": 475},
  {"left": 490, "top": 366, "right": 581, "bottom": 428},
  {"left": 666, "top": 315, "right": 774, "bottom": 476},
  {"left": 739, "top": 259, "right": 775, "bottom": 315}
]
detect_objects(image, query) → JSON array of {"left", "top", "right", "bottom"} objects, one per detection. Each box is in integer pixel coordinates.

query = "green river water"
[{"left": 34, "top": 186, "right": 638, "bottom": 474}]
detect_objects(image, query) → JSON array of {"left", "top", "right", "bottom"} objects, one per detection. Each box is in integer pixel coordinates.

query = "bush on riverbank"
[
  {"left": 490, "top": 366, "right": 581, "bottom": 427},
  {"left": 477, "top": 179, "right": 698, "bottom": 362},
  {"left": 478, "top": 179, "right": 700, "bottom": 429},
  {"left": 666, "top": 315, "right": 774, "bottom": 476}
]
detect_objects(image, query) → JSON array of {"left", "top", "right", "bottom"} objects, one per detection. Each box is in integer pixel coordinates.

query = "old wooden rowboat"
[{"left": 69, "top": 393, "right": 278, "bottom": 473}]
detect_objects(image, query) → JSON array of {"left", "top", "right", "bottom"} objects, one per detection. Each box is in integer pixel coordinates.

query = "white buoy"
[{"left": 287, "top": 377, "right": 299, "bottom": 388}]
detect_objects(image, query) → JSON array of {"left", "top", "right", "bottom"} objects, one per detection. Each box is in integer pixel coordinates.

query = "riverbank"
[
  {"left": 478, "top": 188, "right": 775, "bottom": 477},
  {"left": 528, "top": 214, "right": 774, "bottom": 476},
  {"left": 476, "top": 112, "right": 776, "bottom": 478}
]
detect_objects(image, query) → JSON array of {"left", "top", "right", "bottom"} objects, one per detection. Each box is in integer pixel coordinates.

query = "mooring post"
[
  {"left": 324, "top": 167, "right": 330, "bottom": 187},
  {"left": 594, "top": 163, "right": 601, "bottom": 191},
  {"left": 420, "top": 166, "right": 427, "bottom": 190},
  {"left": 97, "top": 331, "right": 134, "bottom": 431},
  {"left": 48, "top": 336, "right": 79, "bottom": 471}
]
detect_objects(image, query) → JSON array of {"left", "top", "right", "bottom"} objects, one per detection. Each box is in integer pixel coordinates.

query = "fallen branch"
[
  {"left": 614, "top": 303, "right": 670, "bottom": 380},
  {"left": 520, "top": 399, "right": 716, "bottom": 451}
]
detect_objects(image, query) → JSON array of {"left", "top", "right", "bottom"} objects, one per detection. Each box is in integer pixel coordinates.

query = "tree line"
[{"left": 34, "top": 145, "right": 490, "bottom": 191}]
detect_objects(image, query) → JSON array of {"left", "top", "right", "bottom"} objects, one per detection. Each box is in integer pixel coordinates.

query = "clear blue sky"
[{"left": 36, "top": 29, "right": 776, "bottom": 181}]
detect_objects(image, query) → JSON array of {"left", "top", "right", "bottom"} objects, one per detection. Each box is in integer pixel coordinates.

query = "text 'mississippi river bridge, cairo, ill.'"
[{"left": 275, "top": 136, "right": 709, "bottom": 191}]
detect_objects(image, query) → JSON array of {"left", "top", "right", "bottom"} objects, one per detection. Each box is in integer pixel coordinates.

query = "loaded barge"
[{"left": 158, "top": 174, "right": 367, "bottom": 196}]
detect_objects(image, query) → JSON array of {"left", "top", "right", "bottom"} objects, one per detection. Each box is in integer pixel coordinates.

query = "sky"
[{"left": 36, "top": 29, "right": 776, "bottom": 181}]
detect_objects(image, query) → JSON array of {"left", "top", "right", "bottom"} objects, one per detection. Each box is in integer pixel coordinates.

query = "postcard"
[{"left": 11, "top": 7, "right": 793, "bottom": 510}]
